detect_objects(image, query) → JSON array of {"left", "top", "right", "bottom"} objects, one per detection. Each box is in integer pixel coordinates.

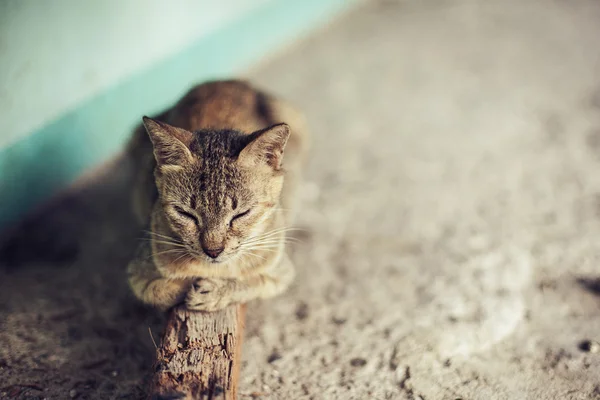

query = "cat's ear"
[
  {"left": 238, "top": 123, "right": 290, "bottom": 170},
  {"left": 142, "top": 117, "right": 194, "bottom": 166}
]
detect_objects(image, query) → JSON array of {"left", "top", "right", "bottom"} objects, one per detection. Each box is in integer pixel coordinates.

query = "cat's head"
[{"left": 142, "top": 117, "right": 289, "bottom": 264}]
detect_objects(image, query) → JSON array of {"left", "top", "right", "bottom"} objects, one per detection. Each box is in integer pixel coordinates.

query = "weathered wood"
[{"left": 149, "top": 304, "right": 246, "bottom": 400}]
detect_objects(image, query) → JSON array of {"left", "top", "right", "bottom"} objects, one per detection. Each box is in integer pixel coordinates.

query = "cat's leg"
[
  {"left": 127, "top": 244, "right": 191, "bottom": 310},
  {"left": 186, "top": 253, "right": 296, "bottom": 312}
]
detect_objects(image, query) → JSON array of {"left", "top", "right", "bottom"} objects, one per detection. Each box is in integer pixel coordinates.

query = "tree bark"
[{"left": 149, "top": 304, "right": 246, "bottom": 400}]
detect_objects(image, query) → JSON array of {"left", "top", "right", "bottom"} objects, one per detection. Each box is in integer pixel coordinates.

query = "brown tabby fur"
[{"left": 126, "top": 80, "right": 309, "bottom": 311}]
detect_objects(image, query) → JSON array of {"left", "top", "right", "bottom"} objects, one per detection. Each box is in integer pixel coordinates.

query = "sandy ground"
[{"left": 2, "top": 0, "right": 600, "bottom": 398}]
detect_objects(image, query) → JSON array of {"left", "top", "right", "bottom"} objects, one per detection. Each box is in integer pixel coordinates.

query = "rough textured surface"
[
  {"left": 150, "top": 306, "right": 244, "bottom": 400},
  {"left": 2, "top": 0, "right": 600, "bottom": 398}
]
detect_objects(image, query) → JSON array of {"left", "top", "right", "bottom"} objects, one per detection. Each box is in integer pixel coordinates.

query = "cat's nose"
[{"left": 203, "top": 247, "right": 224, "bottom": 259}]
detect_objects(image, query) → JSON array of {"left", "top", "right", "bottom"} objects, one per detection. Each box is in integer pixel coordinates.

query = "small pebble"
[
  {"left": 579, "top": 340, "right": 600, "bottom": 353},
  {"left": 110, "top": 370, "right": 118, "bottom": 377},
  {"left": 69, "top": 389, "right": 78, "bottom": 398},
  {"left": 295, "top": 302, "right": 309, "bottom": 321},
  {"left": 350, "top": 357, "right": 367, "bottom": 367},
  {"left": 267, "top": 350, "right": 282, "bottom": 363}
]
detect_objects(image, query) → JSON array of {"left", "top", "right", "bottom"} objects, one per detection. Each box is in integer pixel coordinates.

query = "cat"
[{"left": 126, "top": 80, "right": 309, "bottom": 311}]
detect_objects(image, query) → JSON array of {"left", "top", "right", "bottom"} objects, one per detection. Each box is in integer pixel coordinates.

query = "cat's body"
[{"left": 126, "top": 80, "right": 309, "bottom": 311}]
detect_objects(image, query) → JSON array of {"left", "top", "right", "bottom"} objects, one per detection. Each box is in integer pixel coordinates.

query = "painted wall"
[
  {"left": 0, "top": 0, "right": 269, "bottom": 149},
  {"left": 0, "top": 0, "right": 355, "bottom": 228}
]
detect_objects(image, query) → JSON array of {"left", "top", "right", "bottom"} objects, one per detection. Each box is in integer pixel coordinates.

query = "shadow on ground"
[{"left": 0, "top": 156, "right": 164, "bottom": 399}]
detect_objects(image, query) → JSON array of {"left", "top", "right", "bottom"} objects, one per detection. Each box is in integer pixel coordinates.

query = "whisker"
[
  {"left": 240, "top": 240, "right": 284, "bottom": 246},
  {"left": 144, "top": 249, "right": 185, "bottom": 260},
  {"left": 242, "top": 238, "right": 301, "bottom": 247},
  {"left": 243, "top": 245, "right": 281, "bottom": 250},
  {"left": 241, "top": 244, "right": 285, "bottom": 251},
  {"left": 246, "top": 226, "right": 306, "bottom": 241},
  {"left": 243, "top": 238, "right": 284, "bottom": 244},
  {"left": 240, "top": 243, "right": 281, "bottom": 249},
  {"left": 150, "top": 249, "right": 184, "bottom": 257},
  {"left": 143, "top": 239, "right": 188, "bottom": 248},
  {"left": 143, "top": 230, "right": 183, "bottom": 243},
  {"left": 244, "top": 249, "right": 279, "bottom": 254},
  {"left": 171, "top": 252, "right": 191, "bottom": 264},
  {"left": 229, "top": 249, "right": 247, "bottom": 265},
  {"left": 259, "top": 226, "right": 306, "bottom": 237},
  {"left": 248, "top": 227, "right": 294, "bottom": 238},
  {"left": 263, "top": 226, "right": 305, "bottom": 235},
  {"left": 239, "top": 245, "right": 281, "bottom": 253},
  {"left": 242, "top": 251, "right": 267, "bottom": 261},
  {"left": 258, "top": 237, "right": 301, "bottom": 243}
]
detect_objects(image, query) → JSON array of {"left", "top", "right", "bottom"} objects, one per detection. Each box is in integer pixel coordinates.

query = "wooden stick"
[{"left": 149, "top": 304, "right": 246, "bottom": 400}]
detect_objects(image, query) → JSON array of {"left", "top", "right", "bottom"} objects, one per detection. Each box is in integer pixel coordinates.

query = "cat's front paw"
[{"left": 186, "top": 278, "right": 234, "bottom": 312}]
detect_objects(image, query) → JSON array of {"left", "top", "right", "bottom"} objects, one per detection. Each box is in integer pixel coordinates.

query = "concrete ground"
[{"left": 2, "top": 0, "right": 600, "bottom": 399}]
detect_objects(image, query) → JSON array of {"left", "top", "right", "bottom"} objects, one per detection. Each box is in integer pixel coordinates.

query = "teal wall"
[{"left": 0, "top": 0, "right": 355, "bottom": 228}]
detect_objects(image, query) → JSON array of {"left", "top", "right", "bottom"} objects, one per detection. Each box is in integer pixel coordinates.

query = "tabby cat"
[{"left": 126, "top": 80, "right": 309, "bottom": 311}]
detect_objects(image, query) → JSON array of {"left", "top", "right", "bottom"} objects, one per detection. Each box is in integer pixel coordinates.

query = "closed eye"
[
  {"left": 174, "top": 206, "right": 198, "bottom": 223},
  {"left": 230, "top": 209, "right": 251, "bottom": 226}
]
